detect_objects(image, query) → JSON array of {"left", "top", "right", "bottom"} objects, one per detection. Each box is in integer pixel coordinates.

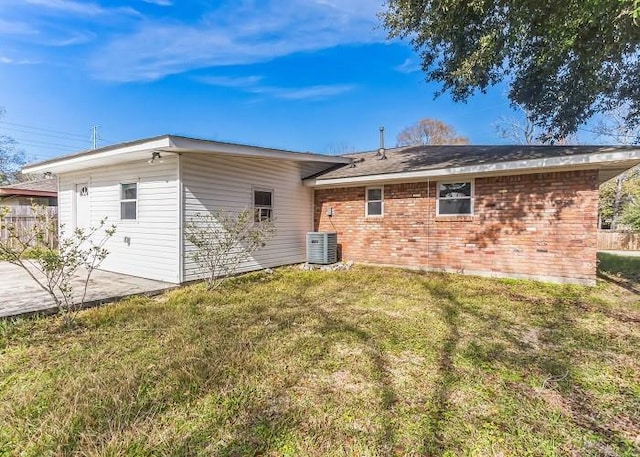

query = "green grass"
[
  {"left": 0, "top": 246, "right": 52, "bottom": 261},
  {"left": 598, "top": 251, "right": 640, "bottom": 278},
  {"left": 1, "top": 267, "right": 639, "bottom": 456}
]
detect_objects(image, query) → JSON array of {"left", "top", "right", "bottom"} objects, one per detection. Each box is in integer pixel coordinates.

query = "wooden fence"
[
  {"left": 597, "top": 230, "right": 640, "bottom": 251},
  {"left": 0, "top": 206, "right": 58, "bottom": 249}
]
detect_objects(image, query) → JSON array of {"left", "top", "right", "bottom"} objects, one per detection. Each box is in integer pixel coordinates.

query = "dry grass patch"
[{"left": 1, "top": 266, "right": 639, "bottom": 456}]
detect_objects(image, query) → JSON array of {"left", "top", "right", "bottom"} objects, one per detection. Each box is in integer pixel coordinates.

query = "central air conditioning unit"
[{"left": 306, "top": 232, "right": 338, "bottom": 264}]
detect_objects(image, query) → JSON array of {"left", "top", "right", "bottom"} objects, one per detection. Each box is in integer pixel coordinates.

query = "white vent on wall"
[{"left": 306, "top": 232, "right": 338, "bottom": 264}]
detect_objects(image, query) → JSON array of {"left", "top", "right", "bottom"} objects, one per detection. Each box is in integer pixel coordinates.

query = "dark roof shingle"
[{"left": 315, "top": 145, "right": 640, "bottom": 180}]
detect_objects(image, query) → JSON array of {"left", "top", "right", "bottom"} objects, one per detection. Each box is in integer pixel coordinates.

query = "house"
[
  {"left": 0, "top": 178, "right": 58, "bottom": 209},
  {"left": 22, "top": 135, "right": 640, "bottom": 285},
  {"left": 22, "top": 135, "right": 349, "bottom": 283},
  {"left": 306, "top": 144, "right": 640, "bottom": 285}
]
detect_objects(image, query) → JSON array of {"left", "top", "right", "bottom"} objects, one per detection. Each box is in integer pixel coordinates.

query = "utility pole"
[{"left": 91, "top": 126, "right": 100, "bottom": 149}]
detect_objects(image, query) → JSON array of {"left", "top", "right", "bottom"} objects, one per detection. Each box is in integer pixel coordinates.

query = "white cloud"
[
  {"left": 46, "top": 30, "right": 96, "bottom": 46},
  {"left": 91, "top": 0, "right": 384, "bottom": 82},
  {"left": 142, "top": 0, "right": 173, "bottom": 5},
  {"left": 252, "top": 84, "right": 356, "bottom": 101},
  {"left": 395, "top": 58, "right": 420, "bottom": 74},
  {"left": 197, "top": 74, "right": 355, "bottom": 101},
  {"left": 24, "top": 0, "right": 140, "bottom": 17},
  {"left": 0, "top": 56, "right": 40, "bottom": 65},
  {"left": 0, "top": 18, "right": 39, "bottom": 35},
  {"left": 197, "top": 75, "right": 264, "bottom": 88}
]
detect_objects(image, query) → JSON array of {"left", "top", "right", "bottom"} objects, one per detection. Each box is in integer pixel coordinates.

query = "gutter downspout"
[{"left": 427, "top": 179, "right": 430, "bottom": 272}]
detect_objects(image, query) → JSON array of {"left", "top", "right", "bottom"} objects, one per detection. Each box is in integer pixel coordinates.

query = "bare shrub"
[{"left": 185, "top": 208, "right": 276, "bottom": 290}]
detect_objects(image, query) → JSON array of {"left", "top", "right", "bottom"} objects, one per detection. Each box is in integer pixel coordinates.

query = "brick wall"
[{"left": 314, "top": 170, "right": 599, "bottom": 284}]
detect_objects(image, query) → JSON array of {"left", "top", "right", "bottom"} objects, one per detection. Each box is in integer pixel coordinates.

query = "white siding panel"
[
  {"left": 56, "top": 156, "right": 179, "bottom": 283},
  {"left": 182, "top": 153, "right": 316, "bottom": 281}
]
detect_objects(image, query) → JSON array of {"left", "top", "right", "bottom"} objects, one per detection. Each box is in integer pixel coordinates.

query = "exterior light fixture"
[{"left": 148, "top": 151, "right": 163, "bottom": 164}]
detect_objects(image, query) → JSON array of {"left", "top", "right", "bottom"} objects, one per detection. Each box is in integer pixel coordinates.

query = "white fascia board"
[
  {"left": 305, "top": 149, "right": 640, "bottom": 187},
  {"left": 168, "top": 137, "right": 351, "bottom": 164},
  {"left": 23, "top": 137, "right": 173, "bottom": 174}
]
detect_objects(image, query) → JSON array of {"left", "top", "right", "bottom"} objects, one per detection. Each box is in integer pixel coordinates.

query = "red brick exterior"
[{"left": 314, "top": 170, "right": 599, "bottom": 284}]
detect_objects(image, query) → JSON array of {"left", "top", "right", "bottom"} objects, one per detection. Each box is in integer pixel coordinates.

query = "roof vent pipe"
[{"left": 378, "top": 126, "right": 387, "bottom": 160}]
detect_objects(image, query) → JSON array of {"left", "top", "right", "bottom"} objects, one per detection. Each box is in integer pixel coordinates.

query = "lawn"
[{"left": 1, "top": 266, "right": 639, "bottom": 456}]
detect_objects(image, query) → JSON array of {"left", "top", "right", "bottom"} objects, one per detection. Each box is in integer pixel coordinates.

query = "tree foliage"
[
  {"left": 396, "top": 118, "right": 468, "bottom": 146},
  {"left": 599, "top": 173, "right": 640, "bottom": 228},
  {"left": 0, "top": 108, "right": 25, "bottom": 184},
  {"left": 0, "top": 204, "right": 116, "bottom": 325},
  {"left": 185, "top": 208, "right": 276, "bottom": 290},
  {"left": 621, "top": 200, "right": 640, "bottom": 231},
  {"left": 594, "top": 105, "right": 640, "bottom": 229},
  {"left": 382, "top": 1, "right": 640, "bottom": 140}
]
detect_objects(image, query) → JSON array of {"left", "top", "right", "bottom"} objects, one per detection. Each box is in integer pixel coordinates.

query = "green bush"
[{"left": 621, "top": 201, "right": 640, "bottom": 232}]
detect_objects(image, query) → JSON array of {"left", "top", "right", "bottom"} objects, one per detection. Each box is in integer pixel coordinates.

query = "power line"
[
  {"left": 11, "top": 136, "right": 87, "bottom": 150},
  {"left": 0, "top": 125, "right": 89, "bottom": 145},
  {"left": 17, "top": 143, "right": 77, "bottom": 154},
  {"left": 0, "top": 120, "right": 89, "bottom": 140}
]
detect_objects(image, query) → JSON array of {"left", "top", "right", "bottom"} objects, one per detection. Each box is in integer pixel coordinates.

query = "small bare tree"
[
  {"left": 0, "top": 204, "right": 116, "bottom": 325},
  {"left": 0, "top": 107, "right": 26, "bottom": 185},
  {"left": 185, "top": 208, "right": 276, "bottom": 290},
  {"left": 494, "top": 103, "right": 580, "bottom": 145},
  {"left": 396, "top": 118, "right": 469, "bottom": 146}
]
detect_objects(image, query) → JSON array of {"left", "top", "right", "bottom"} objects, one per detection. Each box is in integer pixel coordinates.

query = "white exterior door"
[{"left": 75, "top": 182, "right": 90, "bottom": 230}]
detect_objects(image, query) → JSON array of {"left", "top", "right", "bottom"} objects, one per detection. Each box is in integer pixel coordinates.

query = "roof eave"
[
  {"left": 0, "top": 189, "right": 57, "bottom": 197},
  {"left": 22, "top": 136, "right": 174, "bottom": 174},
  {"left": 164, "top": 136, "right": 351, "bottom": 164},
  {"left": 305, "top": 149, "right": 640, "bottom": 187},
  {"left": 22, "top": 134, "right": 350, "bottom": 175}
]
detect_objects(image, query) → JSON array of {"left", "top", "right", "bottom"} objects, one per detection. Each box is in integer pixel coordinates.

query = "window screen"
[
  {"left": 437, "top": 181, "right": 473, "bottom": 216},
  {"left": 366, "top": 187, "right": 383, "bottom": 216},
  {"left": 120, "top": 183, "right": 137, "bottom": 220},
  {"left": 254, "top": 189, "right": 273, "bottom": 222}
]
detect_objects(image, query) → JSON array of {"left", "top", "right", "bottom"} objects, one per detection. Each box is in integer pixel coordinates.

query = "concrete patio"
[{"left": 0, "top": 261, "right": 177, "bottom": 319}]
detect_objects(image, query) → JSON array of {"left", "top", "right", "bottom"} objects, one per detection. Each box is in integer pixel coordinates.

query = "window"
[
  {"left": 366, "top": 187, "right": 383, "bottom": 216},
  {"left": 437, "top": 181, "right": 473, "bottom": 216},
  {"left": 254, "top": 189, "right": 273, "bottom": 222},
  {"left": 120, "top": 183, "right": 137, "bottom": 220}
]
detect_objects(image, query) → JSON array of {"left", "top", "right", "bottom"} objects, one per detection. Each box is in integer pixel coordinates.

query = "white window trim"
[
  {"left": 252, "top": 187, "right": 274, "bottom": 222},
  {"left": 436, "top": 179, "right": 475, "bottom": 216},
  {"left": 120, "top": 182, "right": 138, "bottom": 221},
  {"left": 365, "top": 186, "right": 384, "bottom": 217}
]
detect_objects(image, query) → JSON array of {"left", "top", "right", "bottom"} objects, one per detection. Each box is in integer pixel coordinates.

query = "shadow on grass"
[
  {"left": 597, "top": 252, "right": 640, "bottom": 295},
  {"left": 314, "top": 306, "right": 399, "bottom": 455},
  {"left": 419, "top": 282, "right": 462, "bottom": 456},
  {"left": 4, "top": 269, "right": 638, "bottom": 455},
  {"left": 163, "top": 277, "right": 402, "bottom": 456},
  {"left": 446, "top": 283, "right": 638, "bottom": 455}
]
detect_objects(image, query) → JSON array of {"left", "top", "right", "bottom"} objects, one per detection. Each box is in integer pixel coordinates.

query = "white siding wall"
[
  {"left": 57, "top": 156, "right": 179, "bottom": 283},
  {"left": 182, "top": 153, "right": 317, "bottom": 281}
]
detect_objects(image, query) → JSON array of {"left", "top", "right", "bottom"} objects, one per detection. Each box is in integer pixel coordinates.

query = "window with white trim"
[
  {"left": 254, "top": 189, "right": 273, "bottom": 222},
  {"left": 120, "top": 183, "right": 137, "bottom": 220},
  {"left": 366, "top": 187, "right": 383, "bottom": 216},
  {"left": 436, "top": 181, "right": 473, "bottom": 216}
]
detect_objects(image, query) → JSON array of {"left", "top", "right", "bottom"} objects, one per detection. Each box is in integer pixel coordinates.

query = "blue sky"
[{"left": 0, "top": 0, "right": 558, "bottom": 162}]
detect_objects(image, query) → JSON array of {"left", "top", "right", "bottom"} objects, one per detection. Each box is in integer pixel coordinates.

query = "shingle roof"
[
  {"left": 0, "top": 178, "right": 58, "bottom": 196},
  {"left": 314, "top": 144, "right": 640, "bottom": 180}
]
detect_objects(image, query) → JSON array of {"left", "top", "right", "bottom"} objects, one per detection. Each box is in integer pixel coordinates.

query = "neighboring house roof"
[
  {"left": 304, "top": 144, "right": 640, "bottom": 187},
  {"left": 22, "top": 134, "right": 351, "bottom": 175},
  {"left": 0, "top": 178, "right": 58, "bottom": 198}
]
